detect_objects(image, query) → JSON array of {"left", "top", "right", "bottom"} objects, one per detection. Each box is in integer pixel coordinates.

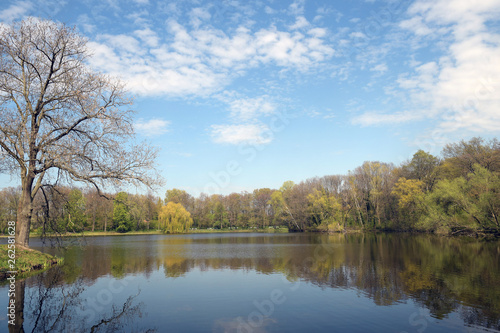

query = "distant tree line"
[{"left": 0, "top": 137, "right": 498, "bottom": 235}]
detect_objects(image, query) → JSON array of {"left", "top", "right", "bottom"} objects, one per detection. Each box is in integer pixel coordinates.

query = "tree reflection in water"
[
  {"left": 10, "top": 266, "right": 155, "bottom": 333},
  {"left": 6, "top": 233, "right": 499, "bottom": 332},
  {"left": 153, "top": 233, "right": 500, "bottom": 331}
]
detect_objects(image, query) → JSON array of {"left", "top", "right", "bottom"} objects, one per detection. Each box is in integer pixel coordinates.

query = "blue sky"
[{"left": 1, "top": 0, "right": 499, "bottom": 196}]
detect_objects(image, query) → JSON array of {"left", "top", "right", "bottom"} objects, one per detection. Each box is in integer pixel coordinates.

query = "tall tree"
[
  {"left": 0, "top": 187, "right": 20, "bottom": 232},
  {"left": 85, "top": 188, "right": 113, "bottom": 232},
  {"left": 391, "top": 177, "right": 425, "bottom": 229},
  {"left": 350, "top": 162, "right": 394, "bottom": 227},
  {"left": 225, "top": 193, "right": 241, "bottom": 228},
  {"left": 112, "top": 192, "right": 132, "bottom": 233},
  {"left": 252, "top": 188, "right": 272, "bottom": 228},
  {"left": 426, "top": 164, "right": 500, "bottom": 231},
  {"left": 164, "top": 188, "right": 194, "bottom": 212},
  {"left": 64, "top": 188, "right": 87, "bottom": 232},
  {"left": 307, "top": 188, "right": 341, "bottom": 228},
  {"left": 400, "top": 150, "right": 440, "bottom": 192},
  {"left": 441, "top": 137, "right": 500, "bottom": 177},
  {"left": 0, "top": 19, "right": 159, "bottom": 247}
]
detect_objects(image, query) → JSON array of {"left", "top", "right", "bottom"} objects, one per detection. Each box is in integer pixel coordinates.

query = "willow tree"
[
  {"left": 158, "top": 202, "right": 193, "bottom": 234},
  {"left": 0, "top": 19, "right": 159, "bottom": 248}
]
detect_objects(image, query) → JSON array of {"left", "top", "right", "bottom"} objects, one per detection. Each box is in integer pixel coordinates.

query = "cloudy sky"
[{"left": 1, "top": 0, "right": 499, "bottom": 195}]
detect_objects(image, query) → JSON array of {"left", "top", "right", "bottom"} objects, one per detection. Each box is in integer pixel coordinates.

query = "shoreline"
[
  {"left": 0, "top": 227, "right": 289, "bottom": 239},
  {"left": 0, "top": 245, "right": 61, "bottom": 280}
]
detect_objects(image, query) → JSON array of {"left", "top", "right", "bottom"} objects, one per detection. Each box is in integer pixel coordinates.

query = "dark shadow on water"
[{"left": 7, "top": 265, "right": 156, "bottom": 333}]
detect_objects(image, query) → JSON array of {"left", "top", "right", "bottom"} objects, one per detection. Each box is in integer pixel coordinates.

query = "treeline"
[
  {"left": 0, "top": 137, "right": 499, "bottom": 235},
  {"left": 0, "top": 187, "right": 160, "bottom": 234}
]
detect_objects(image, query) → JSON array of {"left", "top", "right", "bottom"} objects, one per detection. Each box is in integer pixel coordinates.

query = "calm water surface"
[{"left": 1, "top": 233, "right": 499, "bottom": 332}]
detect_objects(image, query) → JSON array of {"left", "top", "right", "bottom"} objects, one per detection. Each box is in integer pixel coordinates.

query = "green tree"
[
  {"left": 268, "top": 181, "right": 302, "bottom": 231},
  {"left": 225, "top": 193, "right": 241, "bottom": 228},
  {"left": 307, "top": 188, "right": 342, "bottom": 231},
  {"left": 269, "top": 191, "right": 287, "bottom": 226},
  {"left": 165, "top": 188, "right": 194, "bottom": 211},
  {"left": 158, "top": 202, "right": 193, "bottom": 234},
  {"left": 64, "top": 189, "right": 87, "bottom": 232},
  {"left": 0, "top": 187, "right": 20, "bottom": 234},
  {"left": 209, "top": 195, "right": 228, "bottom": 229},
  {"left": 113, "top": 192, "right": 133, "bottom": 232},
  {"left": 422, "top": 164, "right": 500, "bottom": 232},
  {"left": 400, "top": 150, "right": 440, "bottom": 191},
  {"left": 350, "top": 162, "right": 394, "bottom": 227},
  {"left": 252, "top": 188, "right": 272, "bottom": 228},
  {"left": 467, "top": 165, "right": 500, "bottom": 228},
  {"left": 391, "top": 178, "right": 425, "bottom": 229}
]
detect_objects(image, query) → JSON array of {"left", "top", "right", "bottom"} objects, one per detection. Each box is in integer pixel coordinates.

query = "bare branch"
[{"left": 0, "top": 18, "right": 162, "bottom": 247}]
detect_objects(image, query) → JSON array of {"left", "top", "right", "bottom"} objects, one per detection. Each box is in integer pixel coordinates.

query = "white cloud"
[
  {"left": 308, "top": 27, "right": 327, "bottom": 38},
  {"left": 211, "top": 124, "right": 272, "bottom": 145},
  {"left": 352, "top": 111, "right": 423, "bottom": 126},
  {"left": 229, "top": 96, "right": 276, "bottom": 121},
  {"left": 134, "top": 28, "right": 159, "bottom": 47},
  {"left": 87, "top": 19, "right": 334, "bottom": 97},
  {"left": 264, "top": 6, "right": 275, "bottom": 14},
  {"left": 189, "top": 7, "right": 211, "bottom": 28},
  {"left": 370, "top": 63, "right": 388, "bottom": 73},
  {"left": 406, "top": 0, "right": 500, "bottom": 38},
  {"left": 399, "top": 16, "right": 433, "bottom": 36},
  {"left": 99, "top": 34, "right": 143, "bottom": 55},
  {"left": 77, "top": 14, "right": 96, "bottom": 34},
  {"left": 355, "top": 0, "right": 500, "bottom": 134},
  {"left": 0, "top": 1, "right": 31, "bottom": 22},
  {"left": 290, "top": 16, "right": 309, "bottom": 30},
  {"left": 210, "top": 93, "right": 281, "bottom": 145},
  {"left": 288, "top": 0, "right": 305, "bottom": 16},
  {"left": 350, "top": 32, "right": 367, "bottom": 39},
  {"left": 134, "top": 119, "right": 170, "bottom": 136}
]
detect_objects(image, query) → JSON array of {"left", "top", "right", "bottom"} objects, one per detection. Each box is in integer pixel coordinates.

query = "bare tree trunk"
[
  {"left": 16, "top": 178, "right": 34, "bottom": 248},
  {"left": 92, "top": 209, "right": 96, "bottom": 232},
  {"left": 353, "top": 194, "right": 364, "bottom": 227}
]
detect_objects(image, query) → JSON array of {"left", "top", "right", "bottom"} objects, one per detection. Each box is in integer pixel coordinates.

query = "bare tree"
[{"left": 0, "top": 18, "right": 160, "bottom": 248}]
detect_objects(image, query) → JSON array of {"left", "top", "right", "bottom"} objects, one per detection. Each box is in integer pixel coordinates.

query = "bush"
[{"left": 116, "top": 225, "right": 129, "bottom": 233}]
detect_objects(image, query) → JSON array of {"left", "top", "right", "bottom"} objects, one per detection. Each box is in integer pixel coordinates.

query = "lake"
[{"left": 1, "top": 233, "right": 499, "bottom": 332}]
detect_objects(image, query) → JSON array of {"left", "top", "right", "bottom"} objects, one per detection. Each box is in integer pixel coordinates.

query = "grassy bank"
[
  {"left": 0, "top": 245, "right": 61, "bottom": 279},
  {"left": 27, "top": 230, "right": 164, "bottom": 238}
]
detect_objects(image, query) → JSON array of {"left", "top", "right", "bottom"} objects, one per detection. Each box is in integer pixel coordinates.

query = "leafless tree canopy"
[{"left": 0, "top": 18, "right": 160, "bottom": 247}]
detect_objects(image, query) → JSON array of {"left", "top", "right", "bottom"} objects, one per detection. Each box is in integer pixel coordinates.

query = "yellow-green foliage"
[
  {"left": 307, "top": 188, "right": 341, "bottom": 226},
  {"left": 158, "top": 202, "right": 193, "bottom": 234},
  {"left": 421, "top": 164, "right": 500, "bottom": 231},
  {"left": 392, "top": 177, "right": 426, "bottom": 229},
  {"left": 392, "top": 178, "right": 425, "bottom": 209}
]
